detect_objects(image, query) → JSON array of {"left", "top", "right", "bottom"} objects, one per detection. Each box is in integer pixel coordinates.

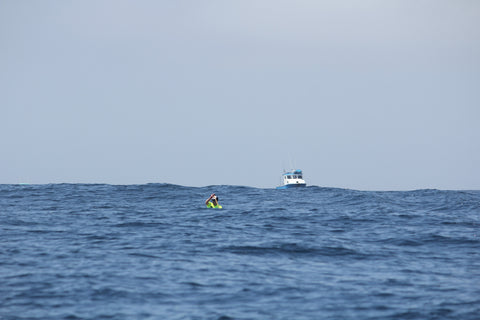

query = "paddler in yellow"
[{"left": 205, "top": 193, "right": 222, "bottom": 208}]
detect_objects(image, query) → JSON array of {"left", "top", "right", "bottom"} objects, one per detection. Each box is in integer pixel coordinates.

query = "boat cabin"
[{"left": 278, "top": 169, "right": 307, "bottom": 188}]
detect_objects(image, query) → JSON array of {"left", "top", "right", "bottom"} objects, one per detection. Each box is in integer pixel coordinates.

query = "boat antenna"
[{"left": 289, "top": 155, "right": 295, "bottom": 171}]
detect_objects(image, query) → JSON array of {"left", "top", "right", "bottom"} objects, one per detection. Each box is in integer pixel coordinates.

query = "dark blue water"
[{"left": 1, "top": 184, "right": 479, "bottom": 320}]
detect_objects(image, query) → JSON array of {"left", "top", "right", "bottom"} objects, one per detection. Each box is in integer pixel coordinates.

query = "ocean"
[{"left": 1, "top": 184, "right": 479, "bottom": 320}]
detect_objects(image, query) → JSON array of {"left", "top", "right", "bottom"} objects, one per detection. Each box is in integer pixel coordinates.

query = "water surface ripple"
[{"left": 1, "top": 184, "right": 479, "bottom": 319}]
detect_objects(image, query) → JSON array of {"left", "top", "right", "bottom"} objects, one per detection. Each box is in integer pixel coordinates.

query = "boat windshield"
[{"left": 286, "top": 175, "right": 303, "bottom": 179}]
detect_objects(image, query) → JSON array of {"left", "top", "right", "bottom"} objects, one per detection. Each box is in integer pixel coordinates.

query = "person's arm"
[{"left": 205, "top": 193, "right": 215, "bottom": 205}]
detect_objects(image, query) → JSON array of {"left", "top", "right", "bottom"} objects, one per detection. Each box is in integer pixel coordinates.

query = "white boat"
[{"left": 276, "top": 169, "right": 307, "bottom": 189}]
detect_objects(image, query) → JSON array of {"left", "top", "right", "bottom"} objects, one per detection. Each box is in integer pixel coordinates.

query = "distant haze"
[{"left": 1, "top": 1, "right": 479, "bottom": 190}]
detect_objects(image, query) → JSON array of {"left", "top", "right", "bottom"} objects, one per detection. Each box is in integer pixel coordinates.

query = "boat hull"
[{"left": 276, "top": 183, "right": 307, "bottom": 190}]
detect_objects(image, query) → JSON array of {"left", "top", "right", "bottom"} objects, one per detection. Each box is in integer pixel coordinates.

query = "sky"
[{"left": 1, "top": 0, "right": 479, "bottom": 190}]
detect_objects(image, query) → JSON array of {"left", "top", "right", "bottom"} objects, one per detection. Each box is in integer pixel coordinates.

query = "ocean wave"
[
  {"left": 2, "top": 183, "right": 479, "bottom": 320},
  {"left": 221, "top": 243, "right": 365, "bottom": 259}
]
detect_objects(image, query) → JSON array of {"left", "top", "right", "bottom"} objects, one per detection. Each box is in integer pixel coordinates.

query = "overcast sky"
[{"left": 1, "top": 0, "right": 479, "bottom": 190}]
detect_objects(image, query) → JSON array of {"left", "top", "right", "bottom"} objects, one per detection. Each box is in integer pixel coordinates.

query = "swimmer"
[{"left": 205, "top": 193, "right": 222, "bottom": 208}]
